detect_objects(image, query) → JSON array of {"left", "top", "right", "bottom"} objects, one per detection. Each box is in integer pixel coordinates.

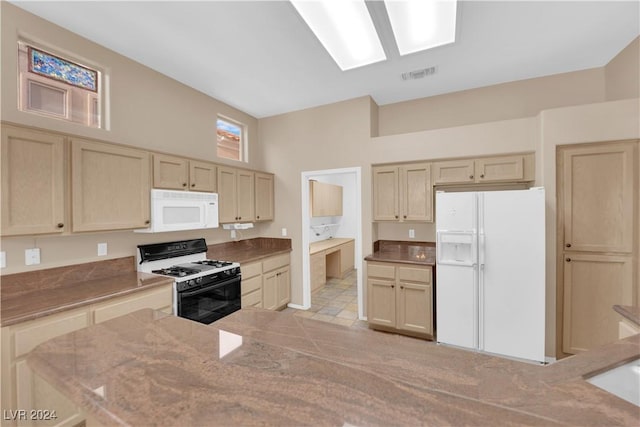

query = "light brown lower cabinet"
[
  {"left": 367, "top": 261, "right": 434, "bottom": 339},
  {"left": 240, "top": 253, "right": 291, "bottom": 311},
  {"left": 0, "top": 285, "right": 172, "bottom": 427}
]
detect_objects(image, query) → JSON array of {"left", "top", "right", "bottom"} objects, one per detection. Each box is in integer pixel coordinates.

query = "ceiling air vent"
[{"left": 401, "top": 66, "right": 437, "bottom": 81}]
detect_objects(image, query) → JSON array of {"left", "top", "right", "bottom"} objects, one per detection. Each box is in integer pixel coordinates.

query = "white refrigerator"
[{"left": 435, "top": 188, "right": 545, "bottom": 363}]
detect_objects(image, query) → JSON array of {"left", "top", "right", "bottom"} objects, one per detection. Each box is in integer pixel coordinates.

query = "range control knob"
[{"left": 196, "top": 277, "right": 203, "bottom": 284}]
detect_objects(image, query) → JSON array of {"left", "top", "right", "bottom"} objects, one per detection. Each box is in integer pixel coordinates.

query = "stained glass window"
[
  {"left": 29, "top": 47, "right": 98, "bottom": 92},
  {"left": 217, "top": 118, "right": 244, "bottom": 161}
]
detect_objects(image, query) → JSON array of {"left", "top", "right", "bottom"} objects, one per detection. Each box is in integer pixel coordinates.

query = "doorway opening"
[{"left": 300, "top": 167, "right": 364, "bottom": 322}]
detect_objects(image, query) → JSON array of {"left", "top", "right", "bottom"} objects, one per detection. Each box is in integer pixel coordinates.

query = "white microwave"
[{"left": 135, "top": 189, "right": 219, "bottom": 233}]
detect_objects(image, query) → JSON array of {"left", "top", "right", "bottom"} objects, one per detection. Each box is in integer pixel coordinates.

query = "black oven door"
[{"left": 176, "top": 276, "right": 241, "bottom": 325}]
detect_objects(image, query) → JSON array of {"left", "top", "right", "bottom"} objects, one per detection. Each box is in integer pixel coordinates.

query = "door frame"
[{"left": 300, "top": 167, "right": 364, "bottom": 318}]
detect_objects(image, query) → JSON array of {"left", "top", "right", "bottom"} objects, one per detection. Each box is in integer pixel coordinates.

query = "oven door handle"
[{"left": 178, "top": 276, "right": 240, "bottom": 298}]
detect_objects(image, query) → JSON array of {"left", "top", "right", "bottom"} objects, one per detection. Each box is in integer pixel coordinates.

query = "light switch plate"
[
  {"left": 97, "top": 243, "right": 108, "bottom": 256},
  {"left": 25, "top": 248, "right": 40, "bottom": 265},
  {"left": 409, "top": 229, "right": 415, "bottom": 238},
  {"left": 0, "top": 251, "right": 6, "bottom": 269},
  {"left": 281, "top": 228, "right": 287, "bottom": 236}
]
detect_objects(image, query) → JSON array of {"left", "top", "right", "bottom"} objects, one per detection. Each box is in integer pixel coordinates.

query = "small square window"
[
  {"left": 18, "top": 42, "right": 102, "bottom": 128},
  {"left": 217, "top": 117, "right": 244, "bottom": 162}
]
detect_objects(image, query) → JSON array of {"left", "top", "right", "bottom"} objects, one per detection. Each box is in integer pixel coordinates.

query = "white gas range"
[{"left": 137, "top": 238, "right": 241, "bottom": 324}]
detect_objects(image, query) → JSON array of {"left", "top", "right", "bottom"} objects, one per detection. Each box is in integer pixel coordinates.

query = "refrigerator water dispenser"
[{"left": 436, "top": 232, "right": 475, "bottom": 265}]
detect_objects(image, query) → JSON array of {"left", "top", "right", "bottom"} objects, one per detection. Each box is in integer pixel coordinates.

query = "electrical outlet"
[
  {"left": 281, "top": 228, "right": 287, "bottom": 237},
  {"left": 25, "top": 248, "right": 40, "bottom": 266},
  {"left": 97, "top": 243, "right": 108, "bottom": 256},
  {"left": 230, "top": 230, "right": 237, "bottom": 239},
  {"left": 0, "top": 251, "right": 6, "bottom": 269},
  {"left": 409, "top": 229, "right": 415, "bottom": 238}
]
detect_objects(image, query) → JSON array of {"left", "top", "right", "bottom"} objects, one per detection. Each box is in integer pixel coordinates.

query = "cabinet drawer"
[
  {"left": 241, "top": 261, "right": 262, "bottom": 279},
  {"left": 14, "top": 310, "right": 89, "bottom": 358},
  {"left": 398, "top": 266, "right": 432, "bottom": 283},
  {"left": 93, "top": 286, "right": 172, "bottom": 324},
  {"left": 242, "top": 275, "right": 262, "bottom": 295},
  {"left": 367, "top": 263, "right": 396, "bottom": 279},
  {"left": 262, "top": 253, "right": 290, "bottom": 272},
  {"left": 241, "top": 289, "right": 262, "bottom": 308}
]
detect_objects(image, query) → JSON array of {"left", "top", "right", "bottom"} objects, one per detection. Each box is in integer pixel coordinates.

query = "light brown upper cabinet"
[
  {"left": 433, "top": 154, "right": 534, "bottom": 185},
  {"left": 373, "top": 163, "right": 432, "bottom": 222},
  {"left": 1, "top": 125, "right": 66, "bottom": 236},
  {"left": 153, "top": 154, "right": 216, "bottom": 192},
  {"left": 218, "top": 166, "right": 255, "bottom": 223},
  {"left": 255, "top": 172, "right": 274, "bottom": 221},
  {"left": 71, "top": 138, "right": 151, "bottom": 232},
  {"left": 310, "top": 180, "right": 343, "bottom": 217},
  {"left": 557, "top": 140, "right": 638, "bottom": 355}
]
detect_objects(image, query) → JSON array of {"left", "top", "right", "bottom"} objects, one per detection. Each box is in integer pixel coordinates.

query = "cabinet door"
[
  {"left": 71, "top": 139, "right": 150, "bottom": 232},
  {"left": 310, "top": 251, "right": 327, "bottom": 292},
  {"left": 262, "top": 271, "right": 278, "bottom": 310},
  {"left": 432, "top": 159, "right": 475, "bottom": 184},
  {"left": 562, "top": 254, "right": 633, "bottom": 354},
  {"left": 1, "top": 126, "right": 65, "bottom": 236},
  {"left": 217, "top": 166, "right": 237, "bottom": 223},
  {"left": 276, "top": 267, "right": 291, "bottom": 308},
  {"left": 339, "top": 240, "right": 355, "bottom": 276},
  {"left": 189, "top": 160, "right": 217, "bottom": 192},
  {"left": 401, "top": 163, "right": 432, "bottom": 222},
  {"left": 367, "top": 278, "right": 396, "bottom": 328},
  {"left": 153, "top": 154, "right": 188, "bottom": 190},
  {"left": 396, "top": 282, "right": 433, "bottom": 335},
  {"left": 372, "top": 166, "right": 399, "bottom": 221},
  {"left": 255, "top": 172, "right": 274, "bottom": 221},
  {"left": 236, "top": 170, "right": 255, "bottom": 221},
  {"left": 561, "top": 142, "right": 636, "bottom": 253},
  {"left": 475, "top": 155, "right": 524, "bottom": 183}
]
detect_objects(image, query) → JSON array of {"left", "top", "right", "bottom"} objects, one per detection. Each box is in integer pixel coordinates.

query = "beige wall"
[
  {"left": 1, "top": 3, "right": 259, "bottom": 165},
  {"left": 0, "top": 2, "right": 267, "bottom": 274},
  {"left": 605, "top": 37, "right": 640, "bottom": 101},
  {"left": 377, "top": 68, "right": 606, "bottom": 136}
]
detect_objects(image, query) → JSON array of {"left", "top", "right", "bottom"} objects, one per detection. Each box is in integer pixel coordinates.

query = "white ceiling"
[{"left": 10, "top": 1, "right": 640, "bottom": 119}]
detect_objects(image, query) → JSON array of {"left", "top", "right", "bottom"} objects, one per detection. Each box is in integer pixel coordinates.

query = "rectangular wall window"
[
  {"left": 18, "top": 42, "right": 102, "bottom": 128},
  {"left": 217, "top": 117, "right": 245, "bottom": 162}
]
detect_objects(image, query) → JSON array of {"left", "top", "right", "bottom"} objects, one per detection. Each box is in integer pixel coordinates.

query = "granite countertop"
[
  {"left": 27, "top": 307, "right": 640, "bottom": 426},
  {"left": 365, "top": 240, "right": 436, "bottom": 266},
  {"left": 207, "top": 237, "right": 291, "bottom": 264},
  {"left": 614, "top": 305, "right": 640, "bottom": 326},
  {"left": 0, "top": 257, "right": 173, "bottom": 327},
  {"left": 309, "top": 237, "right": 354, "bottom": 255}
]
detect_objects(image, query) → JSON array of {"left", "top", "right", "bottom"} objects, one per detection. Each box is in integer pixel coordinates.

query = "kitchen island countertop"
[{"left": 27, "top": 307, "right": 640, "bottom": 426}]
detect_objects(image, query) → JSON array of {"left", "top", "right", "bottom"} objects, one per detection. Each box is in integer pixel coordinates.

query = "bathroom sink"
[{"left": 586, "top": 357, "right": 640, "bottom": 407}]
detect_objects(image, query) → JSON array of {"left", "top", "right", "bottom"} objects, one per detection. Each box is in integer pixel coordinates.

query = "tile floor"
[{"left": 283, "top": 270, "right": 368, "bottom": 328}]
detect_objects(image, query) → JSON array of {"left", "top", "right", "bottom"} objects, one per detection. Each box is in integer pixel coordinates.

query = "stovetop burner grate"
[{"left": 151, "top": 266, "right": 200, "bottom": 278}]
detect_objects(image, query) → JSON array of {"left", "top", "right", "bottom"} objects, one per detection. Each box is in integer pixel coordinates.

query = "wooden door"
[
  {"left": 396, "top": 282, "right": 433, "bottom": 335},
  {"left": 562, "top": 254, "right": 633, "bottom": 354},
  {"left": 71, "top": 139, "right": 150, "bottom": 232},
  {"left": 401, "top": 163, "right": 432, "bottom": 222},
  {"left": 255, "top": 172, "right": 274, "bottom": 221},
  {"left": 561, "top": 142, "right": 635, "bottom": 253},
  {"left": 217, "top": 166, "right": 237, "bottom": 223},
  {"left": 372, "top": 166, "right": 399, "bottom": 221},
  {"left": 367, "top": 278, "right": 396, "bottom": 328},
  {"left": 152, "top": 154, "right": 188, "bottom": 190},
  {"left": 432, "top": 159, "right": 475, "bottom": 184},
  {"left": 558, "top": 140, "right": 638, "bottom": 356},
  {"left": 236, "top": 170, "right": 255, "bottom": 222},
  {"left": 189, "top": 160, "right": 217, "bottom": 192},
  {"left": 1, "top": 126, "right": 65, "bottom": 236},
  {"left": 475, "top": 155, "right": 524, "bottom": 183}
]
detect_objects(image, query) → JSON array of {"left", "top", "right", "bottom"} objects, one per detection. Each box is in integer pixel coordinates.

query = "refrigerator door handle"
[
  {"left": 478, "top": 233, "right": 486, "bottom": 267},
  {"left": 478, "top": 261, "right": 484, "bottom": 351}
]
